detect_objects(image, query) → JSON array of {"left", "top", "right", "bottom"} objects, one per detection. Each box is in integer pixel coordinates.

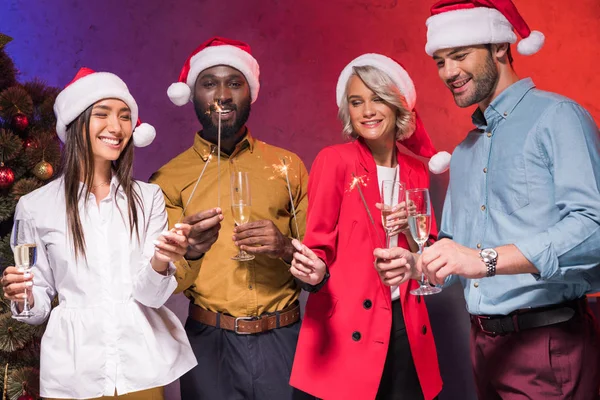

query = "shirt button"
[
  {"left": 503, "top": 112, "right": 508, "bottom": 117},
  {"left": 486, "top": 132, "right": 492, "bottom": 138},
  {"left": 474, "top": 282, "right": 479, "bottom": 288},
  {"left": 422, "top": 325, "right": 427, "bottom": 335},
  {"left": 352, "top": 331, "right": 362, "bottom": 341},
  {"left": 363, "top": 299, "right": 372, "bottom": 309},
  {"left": 481, "top": 205, "right": 486, "bottom": 211},
  {"left": 477, "top": 243, "right": 482, "bottom": 249},
  {"left": 483, "top": 167, "right": 488, "bottom": 173}
]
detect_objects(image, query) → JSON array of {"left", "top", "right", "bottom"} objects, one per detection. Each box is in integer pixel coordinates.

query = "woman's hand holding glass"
[
  {"left": 376, "top": 201, "right": 410, "bottom": 237},
  {"left": 1, "top": 266, "right": 35, "bottom": 311}
]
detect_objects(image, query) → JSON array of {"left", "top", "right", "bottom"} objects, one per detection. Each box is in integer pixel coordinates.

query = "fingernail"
[
  {"left": 160, "top": 231, "right": 171, "bottom": 236},
  {"left": 174, "top": 223, "right": 183, "bottom": 229},
  {"left": 25, "top": 281, "right": 33, "bottom": 287},
  {"left": 153, "top": 240, "right": 161, "bottom": 245},
  {"left": 23, "top": 273, "right": 31, "bottom": 278},
  {"left": 21, "top": 293, "right": 28, "bottom": 299}
]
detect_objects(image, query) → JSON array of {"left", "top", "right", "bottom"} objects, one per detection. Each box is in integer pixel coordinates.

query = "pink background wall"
[{"left": 3, "top": 0, "right": 599, "bottom": 398}]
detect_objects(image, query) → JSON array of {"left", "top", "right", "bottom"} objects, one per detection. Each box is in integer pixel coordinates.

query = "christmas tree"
[{"left": 0, "top": 33, "right": 61, "bottom": 400}]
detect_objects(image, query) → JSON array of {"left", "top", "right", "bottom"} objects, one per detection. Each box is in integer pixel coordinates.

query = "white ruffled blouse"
[{"left": 11, "top": 176, "right": 196, "bottom": 399}]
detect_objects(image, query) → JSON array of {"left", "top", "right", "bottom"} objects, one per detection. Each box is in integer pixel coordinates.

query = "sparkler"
[
  {"left": 272, "top": 157, "right": 300, "bottom": 239},
  {"left": 213, "top": 100, "right": 223, "bottom": 209},
  {"left": 177, "top": 146, "right": 217, "bottom": 223},
  {"left": 350, "top": 173, "right": 376, "bottom": 227}
]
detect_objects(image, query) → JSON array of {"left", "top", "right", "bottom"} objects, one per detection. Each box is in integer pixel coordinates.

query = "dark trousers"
[
  {"left": 376, "top": 299, "right": 425, "bottom": 400},
  {"left": 471, "top": 301, "right": 600, "bottom": 399},
  {"left": 180, "top": 316, "right": 315, "bottom": 400}
]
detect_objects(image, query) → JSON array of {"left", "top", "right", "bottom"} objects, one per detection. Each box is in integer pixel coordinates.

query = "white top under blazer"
[{"left": 12, "top": 176, "right": 196, "bottom": 399}]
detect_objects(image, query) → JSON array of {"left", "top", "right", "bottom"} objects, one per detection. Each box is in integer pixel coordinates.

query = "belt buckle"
[{"left": 234, "top": 316, "right": 255, "bottom": 335}]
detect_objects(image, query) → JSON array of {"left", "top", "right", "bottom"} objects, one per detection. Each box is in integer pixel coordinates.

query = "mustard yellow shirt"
[{"left": 150, "top": 131, "right": 308, "bottom": 317}]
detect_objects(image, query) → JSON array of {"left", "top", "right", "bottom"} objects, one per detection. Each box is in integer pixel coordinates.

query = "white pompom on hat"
[
  {"left": 53, "top": 67, "right": 155, "bottom": 147},
  {"left": 425, "top": 0, "right": 545, "bottom": 56},
  {"left": 168, "top": 36, "right": 260, "bottom": 106},
  {"left": 336, "top": 54, "right": 451, "bottom": 174}
]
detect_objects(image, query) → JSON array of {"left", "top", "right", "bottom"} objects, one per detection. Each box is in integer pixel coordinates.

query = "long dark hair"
[{"left": 59, "top": 103, "right": 143, "bottom": 260}]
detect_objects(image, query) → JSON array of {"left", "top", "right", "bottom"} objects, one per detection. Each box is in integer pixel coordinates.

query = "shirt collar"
[
  {"left": 110, "top": 174, "right": 126, "bottom": 199},
  {"left": 471, "top": 78, "right": 536, "bottom": 130},
  {"left": 193, "top": 128, "right": 255, "bottom": 162}
]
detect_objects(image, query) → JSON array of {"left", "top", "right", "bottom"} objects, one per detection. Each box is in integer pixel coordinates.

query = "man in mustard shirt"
[{"left": 151, "top": 37, "right": 320, "bottom": 399}]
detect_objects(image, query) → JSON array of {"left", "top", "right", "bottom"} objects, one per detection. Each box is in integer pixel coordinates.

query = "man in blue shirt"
[
  {"left": 374, "top": 0, "right": 600, "bottom": 398},
  {"left": 421, "top": 0, "right": 600, "bottom": 398}
]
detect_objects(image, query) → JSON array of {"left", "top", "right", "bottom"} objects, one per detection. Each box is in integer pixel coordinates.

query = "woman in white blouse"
[{"left": 0, "top": 68, "right": 197, "bottom": 399}]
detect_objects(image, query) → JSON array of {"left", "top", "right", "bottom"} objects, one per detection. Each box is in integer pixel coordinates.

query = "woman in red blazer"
[{"left": 289, "top": 54, "right": 451, "bottom": 400}]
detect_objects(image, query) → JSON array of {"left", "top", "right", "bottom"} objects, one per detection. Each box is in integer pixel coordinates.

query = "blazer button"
[
  {"left": 422, "top": 325, "right": 427, "bottom": 335},
  {"left": 352, "top": 331, "right": 362, "bottom": 341},
  {"left": 363, "top": 299, "right": 372, "bottom": 309}
]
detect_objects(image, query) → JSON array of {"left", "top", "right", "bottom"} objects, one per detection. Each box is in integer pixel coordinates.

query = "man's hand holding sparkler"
[{"left": 178, "top": 208, "right": 224, "bottom": 260}]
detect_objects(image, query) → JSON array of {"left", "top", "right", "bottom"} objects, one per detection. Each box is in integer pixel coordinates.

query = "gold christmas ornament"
[{"left": 32, "top": 160, "right": 53, "bottom": 180}]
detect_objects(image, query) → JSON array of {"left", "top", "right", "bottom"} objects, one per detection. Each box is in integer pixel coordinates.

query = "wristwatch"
[{"left": 479, "top": 248, "right": 498, "bottom": 277}]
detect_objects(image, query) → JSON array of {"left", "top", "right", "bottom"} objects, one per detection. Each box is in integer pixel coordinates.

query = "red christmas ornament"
[
  {"left": 13, "top": 113, "right": 29, "bottom": 131},
  {"left": 0, "top": 163, "right": 15, "bottom": 189},
  {"left": 23, "top": 137, "right": 39, "bottom": 149}
]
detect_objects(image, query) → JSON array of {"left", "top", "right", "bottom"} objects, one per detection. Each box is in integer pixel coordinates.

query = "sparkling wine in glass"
[
  {"left": 11, "top": 219, "right": 38, "bottom": 318},
  {"left": 406, "top": 188, "right": 441, "bottom": 296},
  {"left": 231, "top": 171, "right": 255, "bottom": 261},
  {"left": 380, "top": 180, "right": 404, "bottom": 248}
]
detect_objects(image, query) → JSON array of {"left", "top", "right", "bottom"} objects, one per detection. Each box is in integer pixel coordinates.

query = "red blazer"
[{"left": 290, "top": 139, "right": 442, "bottom": 400}]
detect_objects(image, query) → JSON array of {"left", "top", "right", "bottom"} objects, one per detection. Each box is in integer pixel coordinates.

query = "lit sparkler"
[
  {"left": 213, "top": 100, "right": 223, "bottom": 208},
  {"left": 349, "top": 173, "right": 376, "bottom": 227},
  {"left": 272, "top": 157, "right": 300, "bottom": 239},
  {"left": 177, "top": 146, "right": 217, "bottom": 223}
]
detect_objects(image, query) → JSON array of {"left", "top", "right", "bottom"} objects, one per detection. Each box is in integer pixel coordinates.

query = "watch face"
[{"left": 481, "top": 248, "right": 498, "bottom": 260}]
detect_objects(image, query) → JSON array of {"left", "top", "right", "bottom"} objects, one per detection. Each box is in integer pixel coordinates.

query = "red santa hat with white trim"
[
  {"left": 54, "top": 67, "right": 156, "bottom": 147},
  {"left": 425, "top": 0, "right": 545, "bottom": 56},
  {"left": 167, "top": 36, "right": 260, "bottom": 106},
  {"left": 336, "top": 53, "right": 451, "bottom": 174}
]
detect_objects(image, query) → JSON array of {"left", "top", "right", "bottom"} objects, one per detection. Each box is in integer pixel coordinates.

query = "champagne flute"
[
  {"left": 11, "top": 219, "right": 37, "bottom": 318},
  {"left": 380, "top": 180, "right": 404, "bottom": 248},
  {"left": 406, "top": 188, "right": 441, "bottom": 296},
  {"left": 230, "top": 171, "right": 255, "bottom": 261}
]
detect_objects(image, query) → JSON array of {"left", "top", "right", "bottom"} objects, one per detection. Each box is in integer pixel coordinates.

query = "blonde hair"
[{"left": 338, "top": 65, "right": 415, "bottom": 141}]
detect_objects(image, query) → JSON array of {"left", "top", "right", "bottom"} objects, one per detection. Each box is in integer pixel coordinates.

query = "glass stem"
[
  {"left": 417, "top": 243, "right": 427, "bottom": 287},
  {"left": 386, "top": 233, "right": 390, "bottom": 249}
]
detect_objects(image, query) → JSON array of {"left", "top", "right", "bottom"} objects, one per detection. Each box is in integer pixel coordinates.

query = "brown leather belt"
[{"left": 188, "top": 302, "right": 300, "bottom": 335}]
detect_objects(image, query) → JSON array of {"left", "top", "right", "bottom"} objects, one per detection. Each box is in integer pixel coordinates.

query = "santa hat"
[
  {"left": 54, "top": 67, "right": 155, "bottom": 147},
  {"left": 425, "top": 0, "right": 545, "bottom": 56},
  {"left": 336, "top": 54, "right": 451, "bottom": 174},
  {"left": 167, "top": 36, "right": 260, "bottom": 106}
]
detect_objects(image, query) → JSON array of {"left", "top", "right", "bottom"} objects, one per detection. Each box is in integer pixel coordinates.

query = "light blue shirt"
[{"left": 441, "top": 78, "right": 600, "bottom": 316}]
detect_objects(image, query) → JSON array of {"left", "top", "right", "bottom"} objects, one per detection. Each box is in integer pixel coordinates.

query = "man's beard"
[
  {"left": 451, "top": 51, "right": 498, "bottom": 108},
  {"left": 194, "top": 97, "right": 251, "bottom": 139}
]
